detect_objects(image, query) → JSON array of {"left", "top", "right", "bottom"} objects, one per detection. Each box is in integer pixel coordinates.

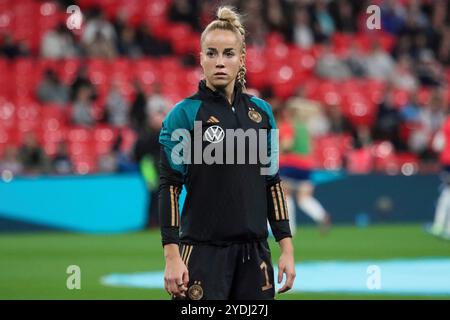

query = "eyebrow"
[{"left": 207, "top": 48, "right": 236, "bottom": 52}]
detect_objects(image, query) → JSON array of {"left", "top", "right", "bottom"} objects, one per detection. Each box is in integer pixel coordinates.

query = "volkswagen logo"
[{"left": 204, "top": 125, "right": 225, "bottom": 143}]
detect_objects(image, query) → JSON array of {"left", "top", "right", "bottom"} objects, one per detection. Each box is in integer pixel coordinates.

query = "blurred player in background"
[
  {"left": 278, "top": 102, "right": 332, "bottom": 235},
  {"left": 158, "top": 6, "right": 295, "bottom": 300},
  {"left": 430, "top": 106, "right": 450, "bottom": 239}
]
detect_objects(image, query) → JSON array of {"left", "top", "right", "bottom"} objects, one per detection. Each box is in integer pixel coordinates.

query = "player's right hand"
[{"left": 164, "top": 255, "right": 189, "bottom": 298}]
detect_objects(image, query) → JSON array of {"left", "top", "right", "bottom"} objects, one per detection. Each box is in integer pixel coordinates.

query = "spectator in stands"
[
  {"left": 82, "top": 8, "right": 117, "bottom": 48},
  {"left": 373, "top": 87, "right": 404, "bottom": 150},
  {"left": 437, "top": 26, "right": 450, "bottom": 65},
  {"left": 344, "top": 43, "right": 368, "bottom": 78},
  {"left": 135, "top": 24, "right": 173, "bottom": 57},
  {"left": 36, "top": 69, "right": 69, "bottom": 105},
  {"left": 97, "top": 151, "right": 117, "bottom": 173},
  {"left": 129, "top": 81, "right": 148, "bottom": 132},
  {"left": 313, "top": 0, "right": 335, "bottom": 42},
  {"left": 146, "top": 82, "right": 170, "bottom": 121},
  {"left": 326, "top": 102, "right": 353, "bottom": 134},
  {"left": 41, "top": 24, "right": 79, "bottom": 58},
  {"left": 18, "top": 133, "right": 49, "bottom": 175},
  {"left": 352, "top": 125, "right": 373, "bottom": 149},
  {"left": 0, "top": 34, "right": 20, "bottom": 59},
  {"left": 264, "top": 0, "right": 291, "bottom": 38},
  {"left": 330, "top": 0, "right": 357, "bottom": 33},
  {"left": 381, "top": 0, "right": 407, "bottom": 35},
  {"left": 104, "top": 82, "right": 129, "bottom": 127},
  {"left": 391, "top": 54, "right": 418, "bottom": 91},
  {"left": 365, "top": 41, "right": 395, "bottom": 81},
  {"left": 70, "top": 66, "right": 97, "bottom": 102},
  {"left": 416, "top": 50, "right": 444, "bottom": 87},
  {"left": 400, "top": 91, "right": 422, "bottom": 123},
  {"left": 0, "top": 145, "right": 23, "bottom": 176},
  {"left": 72, "top": 86, "right": 95, "bottom": 127},
  {"left": 52, "top": 141, "right": 73, "bottom": 175},
  {"left": 315, "top": 41, "right": 351, "bottom": 80},
  {"left": 0, "top": 34, "right": 30, "bottom": 59},
  {"left": 85, "top": 30, "right": 117, "bottom": 58},
  {"left": 291, "top": 5, "right": 314, "bottom": 49},
  {"left": 117, "top": 26, "right": 141, "bottom": 57},
  {"left": 168, "top": 0, "right": 200, "bottom": 31},
  {"left": 133, "top": 112, "right": 162, "bottom": 228}
]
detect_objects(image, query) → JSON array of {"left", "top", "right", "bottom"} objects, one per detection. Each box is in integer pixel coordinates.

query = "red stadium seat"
[{"left": 346, "top": 148, "right": 373, "bottom": 174}]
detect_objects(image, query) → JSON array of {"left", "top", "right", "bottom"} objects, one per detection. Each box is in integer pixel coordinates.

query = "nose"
[{"left": 216, "top": 54, "right": 225, "bottom": 68}]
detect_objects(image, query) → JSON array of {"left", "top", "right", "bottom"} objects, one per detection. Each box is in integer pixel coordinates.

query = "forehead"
[{"left": 202, "top": 29, "right": 241, "bottom": 50}]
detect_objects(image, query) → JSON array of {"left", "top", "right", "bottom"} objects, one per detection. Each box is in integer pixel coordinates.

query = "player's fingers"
[
  {"left": 278, "top": 270, "right": 295, "bottom": 293},
  {"left": 168, "top": 279, "right": 182, "bottom": 297},
  {"left": 278, "top": 265, "right": 284, "bottom": 284},
  {"left": 183, "top": 269, "right": 190, "bottom": 287}
]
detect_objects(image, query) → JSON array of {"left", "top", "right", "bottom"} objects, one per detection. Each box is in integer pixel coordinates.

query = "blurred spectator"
[
  {"left": 52, "top": 142, "right": 73, "bottom": 175},
  {"left": 72, "top": 86, "right": 95, "bottom": 127},
  {"left": 117, "top": 26, "right": 141, "bottom": 57},
  {"left": 70, "top": 66, "right": 97, "bottom": 102},
  {"left": 365, "top": 42, "right": 395, "bottom": 81},
  {"left": 97, "top": 151, "right": 117, "bottom": 173},
  {"left": 373, "top": 88, "right": 404, "bottom": 149},
  {"left": 264, "top": 0, "right": 291, "bottom": 37},
  {"left": 416, "top": 50, "right": 444, "bottom": 86},
  {"left": 85, "top": 31, "right": 117, "bottom": 58},
  {"left": 146, "top": 83, "right": 170, "bottom": 121},
  {"left": 391, "top": 54, "right": 418, "bottom": 91},
  {"left": 0, "top": 34, "right": 20, "bottom": 59},
  {"left": 41, "top": 24, "right": 79, "bottom": 58},
  {"left": 168, "top": 0, "right": 200, "bottom": 31},
  {"left": 0, "top": 34, "right": 30, "bottom": 59},
  {"left": 344, "top": 43, "right": 367, "bottom": 77},
  {"left": 36, "top": 69, "right": 69, "bottom": 105},
  {"left": 291, "top": 5, "right": 314, "bottom": 49},
  {"left": 313, "top": 0, "right": 335, "bottom": 41},
  {"left": 133, "top": 110, "right": 164, "bottom": 228},
  {"left": 18, "top": 133, "right": 49, "bottom": 175},
  {"left": 330, "top": 0, "right": 357, "bottom": 33},
  {"left": 135, "top": 24, "right": 173, "bottom": 57},
  {"left": 381, "top": 0, "right": 407, "bottom": 35},
  {"left": 400, "top": 92, "right": 422, "bottom": 123},
  {"left": 326, "top": 103, "right": 353, "bottom": 134},
  {"left": 104, "top": 83, "right": 129, "bottom": 127},
  {"left": 352, "top": 125, "right": 373, "bottom": 149},
  {"left": 0, "top": 145, "right": 23, "bottom": 176},
  {"left": 82, "top": 8, "right": 117, "bottom": 47},
  {"left": 315, "top": 42, "right": 351, "bottom": 80},
  {"left": 129, "top": 81, "right": 148, "bottom": 132}
]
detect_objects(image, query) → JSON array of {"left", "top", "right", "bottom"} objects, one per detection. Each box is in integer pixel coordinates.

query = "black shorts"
[{"left": 174, "top": 240, "right": 275, "bottom": 300}]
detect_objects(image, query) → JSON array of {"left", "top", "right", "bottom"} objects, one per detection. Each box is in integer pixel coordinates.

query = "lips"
[{"left": 214, "top": 72, "right": 227, "bottom": 76}]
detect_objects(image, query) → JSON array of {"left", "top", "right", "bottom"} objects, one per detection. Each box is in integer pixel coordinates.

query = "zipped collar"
[{"left": 198, "top": 79, "right": 242, "bottom": 107}]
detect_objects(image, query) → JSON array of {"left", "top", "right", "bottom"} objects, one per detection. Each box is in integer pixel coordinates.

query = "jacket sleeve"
[
  {"left": 158, "top": 100, "right": 196, "bottom": 247},
  {"left": 251, "top": 96, "right": 292, "bottom": 241}
]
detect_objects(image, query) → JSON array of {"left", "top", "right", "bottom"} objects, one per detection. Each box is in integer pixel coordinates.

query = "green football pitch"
[{"left": 1, "top": 223, "right": 449, "bottom": 300}]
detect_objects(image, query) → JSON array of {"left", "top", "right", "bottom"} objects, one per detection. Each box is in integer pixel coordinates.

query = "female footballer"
[{"left": 158, "top": 6, "right": 295, "bottom": 300}]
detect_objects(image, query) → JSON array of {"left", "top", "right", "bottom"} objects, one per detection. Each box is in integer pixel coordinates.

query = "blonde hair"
[{"left": 201, "top": 6, "right": 247, "bottom": 89}]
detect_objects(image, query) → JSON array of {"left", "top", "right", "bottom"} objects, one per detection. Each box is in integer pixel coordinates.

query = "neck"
[{"left": 205, "top": 79, "right": 235, "bottom": 105}]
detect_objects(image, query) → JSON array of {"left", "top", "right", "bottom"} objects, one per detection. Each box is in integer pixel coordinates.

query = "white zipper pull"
[{"left": 232, "top": 106, "right": 236, "bottom": 113}]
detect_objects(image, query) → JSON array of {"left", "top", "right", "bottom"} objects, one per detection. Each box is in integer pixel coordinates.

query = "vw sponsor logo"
[{"left": 204, "top": 125, "right": 225, "bottom": 143}]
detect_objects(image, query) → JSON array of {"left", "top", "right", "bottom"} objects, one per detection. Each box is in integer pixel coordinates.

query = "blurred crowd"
[{"left": 0, "top": 0, "right": 450, "bottom": 177}]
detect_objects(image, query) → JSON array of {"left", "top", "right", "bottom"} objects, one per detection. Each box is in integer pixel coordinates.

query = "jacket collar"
[{"left": 198, "top": 79, "right": 242, "bottom": 105}]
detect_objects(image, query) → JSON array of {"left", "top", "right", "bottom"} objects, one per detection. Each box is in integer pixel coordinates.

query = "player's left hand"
[{"left": 277, "top": 252, "right": 296, "bottom": 293}]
